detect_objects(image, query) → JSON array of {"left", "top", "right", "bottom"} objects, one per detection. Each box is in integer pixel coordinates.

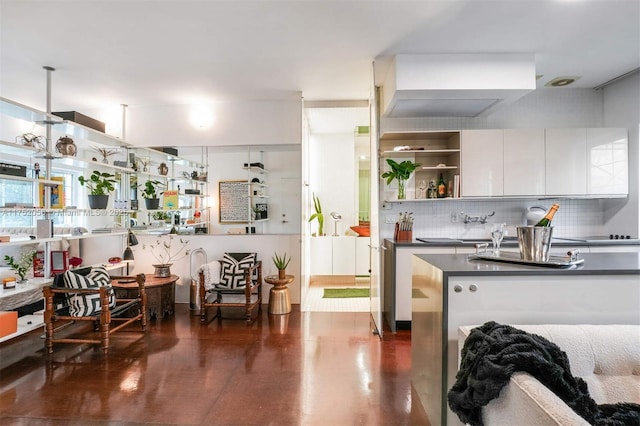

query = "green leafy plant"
[
  {"left": 140, "top": 179, "right": 164, "bottom": 199},
  {"left": 308, "top": 192, "right": 324, "bottom": 236},
  {"left": 4, "top": 249, "right": 36, "bottom": 281},
  {"left": 272, "top": 252, "right": 291, "bottom": 270},
  {"left": 78, "top": 170, "right": 117, "bottom": 196},
  {"left": 381, "top": 159, "right": 421, "bottom": 199},
  {"left": 152, "top": 211, "right": 171, "bottom": 222}
]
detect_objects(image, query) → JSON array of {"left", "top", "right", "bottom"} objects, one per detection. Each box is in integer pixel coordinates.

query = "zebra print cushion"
[
  {"left": 63, "top": 267, "right": 116, "bottom": 317},
  {"left": 217, "top": 252, "right": 256, "bottom": 289}
]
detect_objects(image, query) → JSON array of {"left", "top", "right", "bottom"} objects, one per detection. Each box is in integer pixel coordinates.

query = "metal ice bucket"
[{"left": 516, "top": 226, "right": 554, "bottom": 262}]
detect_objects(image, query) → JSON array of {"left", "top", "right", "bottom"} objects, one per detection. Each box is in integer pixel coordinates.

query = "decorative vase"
[
  {"left": 88, "top": 194, "right": 109, "bottom": 209},
  {"left": 397, "top": 179, "right": 406, "bottom": 200},
  {"left": 158, "top": 162, "right": 169, "bottom": 176},
  {"left": 278, "top": 269, "right": 286, "bottom": 280},
  {"left": 16, "top": 278, "right": 28, "bottom": 285},
  {"left": 145, "top": 198, "right": 160, "bottom": 210},
  {"left": 153, "top": 264, "right": 172, "bottom": 277}
]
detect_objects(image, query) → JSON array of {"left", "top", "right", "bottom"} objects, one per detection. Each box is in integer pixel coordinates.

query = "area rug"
[{"left": 323, "top": 288, "right": 370, "bottom": 298}]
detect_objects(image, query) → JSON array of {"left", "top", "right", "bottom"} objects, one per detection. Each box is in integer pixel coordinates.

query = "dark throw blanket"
[{"left": 448, "top": 322, "right": 640, "bottom": 426}]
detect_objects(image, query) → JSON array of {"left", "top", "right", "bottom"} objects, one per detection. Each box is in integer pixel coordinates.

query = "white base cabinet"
[
  {"left": 355, "top": 238, "right": 370, "bottom": 276},
  {"left": 310, "top": 236, "right": 359, "bottom": 275}
]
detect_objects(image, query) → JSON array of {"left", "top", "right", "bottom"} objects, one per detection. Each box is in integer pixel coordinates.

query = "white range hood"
[{"left": 381, "top": 54, "right": 536, "bottom": 118}]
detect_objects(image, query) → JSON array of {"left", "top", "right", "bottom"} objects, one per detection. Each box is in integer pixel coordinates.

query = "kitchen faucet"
[{"left": 459, "top": 211, "right": 495, "bottom": 224}]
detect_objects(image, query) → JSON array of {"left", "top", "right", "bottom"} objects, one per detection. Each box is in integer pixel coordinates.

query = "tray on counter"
[{"left": 468, "top": 250, "right": 584, "bottom": 268}]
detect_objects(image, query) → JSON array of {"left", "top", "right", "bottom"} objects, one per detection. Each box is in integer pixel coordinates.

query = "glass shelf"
[{"left": 0, "top": 97, "right": 63, "bottom": 124}]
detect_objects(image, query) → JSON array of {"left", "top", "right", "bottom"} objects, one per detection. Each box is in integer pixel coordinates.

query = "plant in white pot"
[{"left": 78, "top": 170, "right": 117, "bottom": 209}]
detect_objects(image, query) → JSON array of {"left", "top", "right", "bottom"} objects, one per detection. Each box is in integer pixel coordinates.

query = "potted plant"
[
  {"left": 78, "top": 170, "right": 117, "bottom": 209},
  {"left": 272, "top": 252, "right": 291, "bottom": 280},
  {"left": 143, "top": 235, "right": 190, "bottom": 277},
  {"left": 140, "top": 179, "right": 164, "bottom": 210},
  {"left": 4, "top": 249, "right": 36, "bottom": 283},
  {"left": 381, "top": 159, "right": 421, "bottom": 200},
  {"left": 308, "top": 192, "right": 324, "bottom": 236}
]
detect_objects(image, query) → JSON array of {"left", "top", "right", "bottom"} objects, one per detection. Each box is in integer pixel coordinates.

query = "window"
[{"left": 0, "top": 179, "right": 34, "bottom": 227}]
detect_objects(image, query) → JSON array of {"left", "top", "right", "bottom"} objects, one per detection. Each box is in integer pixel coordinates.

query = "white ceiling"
[{"left": 0, "top": 0, "right": 638, "bottom": 120}]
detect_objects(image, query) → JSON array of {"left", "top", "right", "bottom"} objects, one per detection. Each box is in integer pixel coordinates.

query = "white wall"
[
  {"left": 308, "top": 133, "right": 357, "bottom": 233},
  {"left": 202, "top": 146, "right": 302, "bottom": 235},
  {"left": 125, "top": 98, "right": 302, "bottom": 147}
]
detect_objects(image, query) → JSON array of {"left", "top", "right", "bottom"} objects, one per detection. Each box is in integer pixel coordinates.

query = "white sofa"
[{"left": 457, "top": 324, "right": 640, "bottom": 426}]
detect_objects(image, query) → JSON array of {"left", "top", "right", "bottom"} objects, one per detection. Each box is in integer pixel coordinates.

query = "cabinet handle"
[
  {"left": 469, "top": 284, "right": 478, "bottom": 292},
  {"left": 453, "top": 284, "right": 463, "bottom": 293}
]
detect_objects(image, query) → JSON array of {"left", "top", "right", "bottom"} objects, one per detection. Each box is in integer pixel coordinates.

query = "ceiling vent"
[{"left": 380, "top": 54, "right": 536, "bottom": 118}]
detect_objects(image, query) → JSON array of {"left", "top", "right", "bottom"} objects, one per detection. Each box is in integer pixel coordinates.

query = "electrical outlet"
[{"left": 385, "top": 215, "right": 396, "bottom": 224}]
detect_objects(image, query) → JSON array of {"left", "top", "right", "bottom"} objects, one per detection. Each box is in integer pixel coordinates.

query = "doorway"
[{"left": 302, "top": 102, "right": 371, "bottom": 312}]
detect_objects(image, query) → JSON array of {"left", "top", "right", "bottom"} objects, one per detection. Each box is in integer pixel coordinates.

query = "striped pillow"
[
  {"left": 63, "top": 267, "right": 115, "bottom": 317},
  {"left": 217, "top": 253, "right": 256, "bottom": 289}
]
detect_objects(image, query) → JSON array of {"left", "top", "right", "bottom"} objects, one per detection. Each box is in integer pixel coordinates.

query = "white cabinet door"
[
  {"left": 332, "top": 236, "right": 356, "bottom": 275},
  {"left": 355, "top": 237, "right": 370, "bottom": 275},
  {"left": 461, "top": 130, "right": 503, "bottom": 197},
  {"left": 545, "top": 128, "right": 587, "bottom": 195},
  {"left": 310, "top": 237, "right": 332, "bottom": 275},
  {"left": 586, "top": 128, "right": 628, "bottom": 196},
  {"left": 503, "top": 128, "right": 545, "bottom": 196}
]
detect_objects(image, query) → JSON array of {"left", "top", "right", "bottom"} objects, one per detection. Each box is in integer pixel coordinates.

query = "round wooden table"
[
  {"left": 263, "top": 274, "right": 294, "bottom": 315},
  {"left": 112, "top": 274, "right": 178, "bottom": 321}
]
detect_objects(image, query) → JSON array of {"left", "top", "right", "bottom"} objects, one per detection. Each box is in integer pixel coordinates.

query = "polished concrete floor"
[{"left": 0, "top": 304, "right": 429, "bottom": 425}]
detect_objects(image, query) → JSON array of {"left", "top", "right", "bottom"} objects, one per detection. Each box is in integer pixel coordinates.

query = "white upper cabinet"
[
  {"left": 545, "top": 128, "right": 587, "bottom": 196},
  {"left": 503, "top": 129, "right": 546, "bottom": 196},
  {"left": 586, "top": 128, "right": 628, "bottom": 196},
  {"left": 461, "top": 130, "right": 503, "bottom": 197}
]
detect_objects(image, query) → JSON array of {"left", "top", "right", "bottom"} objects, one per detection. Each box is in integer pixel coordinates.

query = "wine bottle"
[
  {"left": 535, "top": 203, "right": 559, "bottom": 227},
  {"left": 437, "top": 173, "right": 446, "bottom": 198}
]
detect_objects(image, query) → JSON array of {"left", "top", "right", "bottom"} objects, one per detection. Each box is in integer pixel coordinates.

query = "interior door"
[{"left": 369, "top": 84, "right": 382, "bottom": 338}]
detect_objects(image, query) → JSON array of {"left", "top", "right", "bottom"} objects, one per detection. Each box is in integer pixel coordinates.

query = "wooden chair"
[
  {"left": 199, "top": 260, "right": 262, "bottom": 325},
  {"left": 43, "top": 270, "right": 147, "bottom": 354}
]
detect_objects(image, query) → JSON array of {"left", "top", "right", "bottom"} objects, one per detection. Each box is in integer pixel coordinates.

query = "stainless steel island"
[{"left": 411, "top": 252, "right": 640, "bottom": 426}]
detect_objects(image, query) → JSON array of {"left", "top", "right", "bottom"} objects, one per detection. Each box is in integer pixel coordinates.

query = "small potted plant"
[
  {"left": 140, "top": 179, "right": 164, "bottom": 210},
  {"left": 4, "top": 249, "right": 37, "bottom": 284},
  {"left": 381, "top": 159, "right": 421, "bottom": 200},
  {"left": 78, "top": 170, "right": 117, "bottom": 209},
  {"left": 308, "top": 193, "right": 324, "bottom": 236},
  {"left": 272, "top": 252, "right": 291, "bottom": 280}
]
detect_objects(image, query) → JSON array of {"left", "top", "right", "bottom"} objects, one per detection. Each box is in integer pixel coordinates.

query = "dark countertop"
[
  {"left": 414, "top": 252, "right": 640, "bottom": 276},
  {"left": 387, "top": 237, "right": 640, "bottom": 248}
]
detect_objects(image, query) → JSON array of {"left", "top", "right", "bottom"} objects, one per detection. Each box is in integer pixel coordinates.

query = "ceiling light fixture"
[
  {"left": 189, "top": 105, "right": 214, "bottom": 130},
  {"left": 545, "top": 76, "right": 581, "bottom": 87}
]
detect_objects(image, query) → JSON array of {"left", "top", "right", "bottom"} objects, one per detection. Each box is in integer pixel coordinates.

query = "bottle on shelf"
[
  {"left": 535, "top": 203, "right": 559, "bottom": 227},
  {"left": 437, "top": 173, "right": 446, "bottom": 198}
]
